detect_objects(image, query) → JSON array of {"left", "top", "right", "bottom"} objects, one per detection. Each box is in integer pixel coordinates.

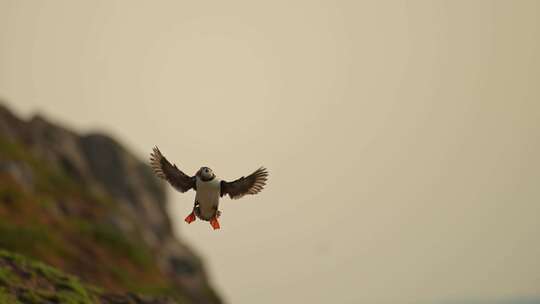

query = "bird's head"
[{"left": 197, "top": 166, "right": 215, "bottom": 181}]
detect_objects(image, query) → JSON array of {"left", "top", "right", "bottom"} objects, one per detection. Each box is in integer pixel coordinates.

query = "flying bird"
[{"left": 149, "top": 147, "right": 268, "bottom": 230}]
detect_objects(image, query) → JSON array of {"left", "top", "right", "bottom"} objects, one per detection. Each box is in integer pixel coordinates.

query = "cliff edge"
[{"left": 0, "top": 102, "right": 221, "bottom": 303}]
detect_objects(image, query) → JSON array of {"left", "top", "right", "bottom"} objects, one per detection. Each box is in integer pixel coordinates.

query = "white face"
[{"left": 200, "top": 167, "right": 214, "bottom": 180}]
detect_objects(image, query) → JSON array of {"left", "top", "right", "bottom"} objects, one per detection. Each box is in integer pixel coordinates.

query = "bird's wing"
[
  {"left": 220, "top": 167, "right": 268, "bottom": 199},
  {"left": 150, "top": 146, "right": 196, "bottom": 192}
]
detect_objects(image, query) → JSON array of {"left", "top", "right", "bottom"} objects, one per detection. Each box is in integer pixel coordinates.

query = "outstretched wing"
[
  {"left": 220, "top": 167, "right": 268, "bottom": 200},
  {"left": 149, "top": 146, "right": 196, "bottom": 192}
]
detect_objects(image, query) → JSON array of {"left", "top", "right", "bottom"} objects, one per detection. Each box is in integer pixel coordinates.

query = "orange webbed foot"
[
  {"left": 184, "top": 212, "right": 196, "bottom": 224},
  {"left": 210, "top": 217, "right": 220, "bottom": 230}
]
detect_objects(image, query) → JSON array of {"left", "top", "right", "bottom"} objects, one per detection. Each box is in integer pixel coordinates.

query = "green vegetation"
[
  {"left": 0, "top": 287, "right": 19, "bottom": 304},
  {"left": 0, "top": 266, "right": 16, "bottom": 285},
  {"left": 0, "top": 135, "right": 104, "bottom": 206},
  {"left": 75, "top": 220, "right": 153, "bottom": 269},
  {"left": 0, "top": 137, "right": 29, "bottom": 162},
  {"left": 0, "top": 182, "right": 23, "bottom": 206},
  {"left": 0, "top": 250, "right": 99, "bottom": 304},
  {"left": 0, "top": 223, "right": 51, "bottom": 255}
]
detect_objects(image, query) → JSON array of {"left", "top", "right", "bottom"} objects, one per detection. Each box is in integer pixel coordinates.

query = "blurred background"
[{"left": 1, "top": 1, "right": 539, "bottom": 303}]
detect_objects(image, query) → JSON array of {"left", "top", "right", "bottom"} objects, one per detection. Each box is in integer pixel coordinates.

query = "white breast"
[{"left": 195, "top": 177, "right": 221, "bottom": 220}]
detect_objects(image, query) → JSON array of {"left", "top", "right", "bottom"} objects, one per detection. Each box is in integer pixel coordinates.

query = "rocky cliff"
[{"left": 0, "top": 102, "right": 221, "bottom": 303}]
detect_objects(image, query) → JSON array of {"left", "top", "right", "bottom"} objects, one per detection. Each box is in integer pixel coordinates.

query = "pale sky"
[{"left": 1, "top": 1, "right": 539, "bottom": 303}]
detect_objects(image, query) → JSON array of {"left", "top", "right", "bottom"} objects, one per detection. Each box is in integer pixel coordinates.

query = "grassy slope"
[
  {"left": 0, "top": 249, "right": 178, "bottom": 304},
  {"left": 0, "top": 136, "right": 187, "bottom": 302},
  {"left": 0, "top": 249, "right": 101, "bottom": 304}
]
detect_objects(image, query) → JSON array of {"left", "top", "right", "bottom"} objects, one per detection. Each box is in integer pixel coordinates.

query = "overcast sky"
[{"left": 1, "top": 1, "right": 539, "bottom": 303}]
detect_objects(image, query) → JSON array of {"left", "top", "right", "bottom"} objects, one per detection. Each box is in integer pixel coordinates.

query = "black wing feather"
[
  {"left": 149, "top": 146, "right": 196, "bottom": 192},
  {"left": 221, "top": 167, "right": 268, "bottom": 199}
]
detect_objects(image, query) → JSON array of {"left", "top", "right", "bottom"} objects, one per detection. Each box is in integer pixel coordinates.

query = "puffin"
[{"left": 149, "top": 147, "right": 268, "bottom": 230}]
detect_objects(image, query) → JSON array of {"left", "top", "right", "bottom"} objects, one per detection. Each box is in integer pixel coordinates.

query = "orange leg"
[
  {"left": 184, "top": 212, "right": 196, "bottom": 224},
  {"left": 210, "top": 217, "right": 220, "bottom": 230}
]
